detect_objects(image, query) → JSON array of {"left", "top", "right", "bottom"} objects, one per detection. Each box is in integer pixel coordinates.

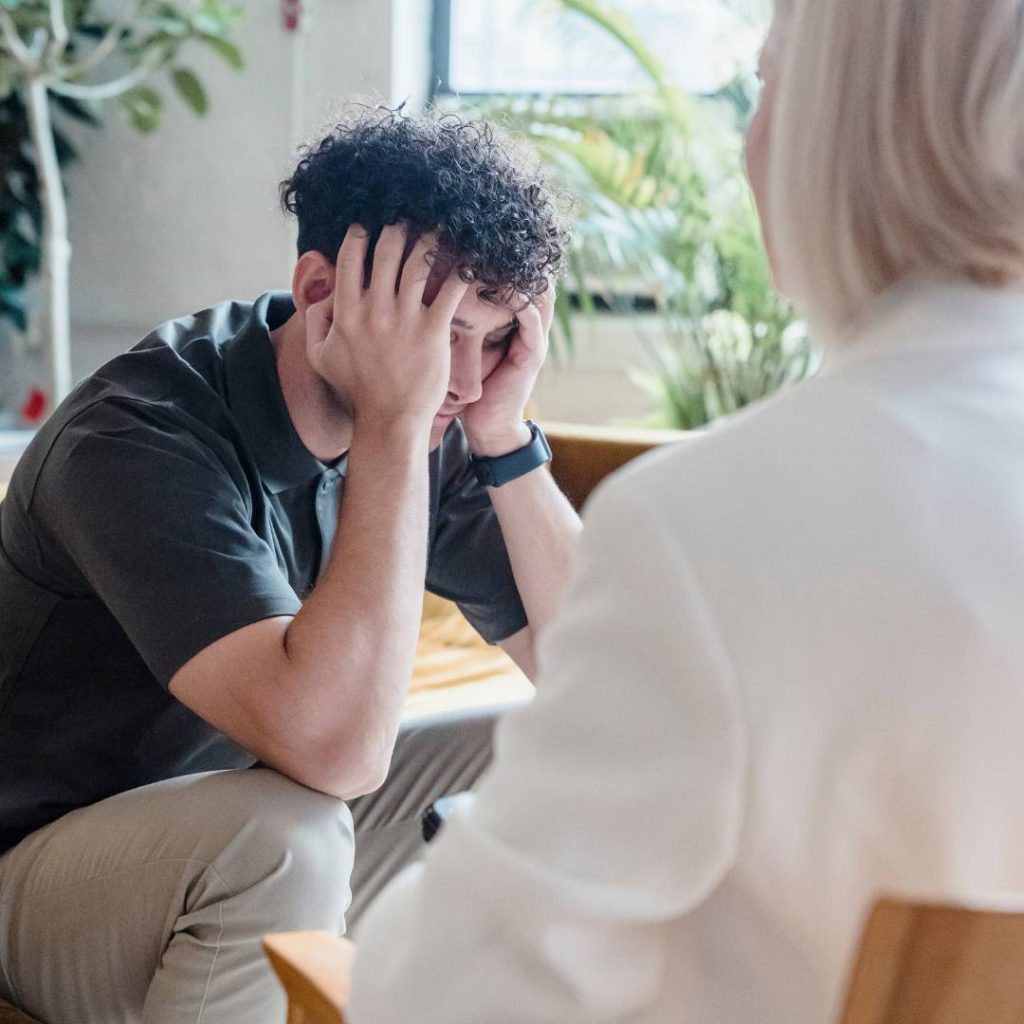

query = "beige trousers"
[{"left": 0, "top": 702, "right": 510, "bottom": 1024}]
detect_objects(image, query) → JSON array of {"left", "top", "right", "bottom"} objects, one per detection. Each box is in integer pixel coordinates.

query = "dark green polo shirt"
[{"left": 0, "top": 292, "right": 526, "bottom": 854}]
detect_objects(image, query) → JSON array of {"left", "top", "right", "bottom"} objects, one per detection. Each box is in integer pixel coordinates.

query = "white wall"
[{"left": 67, "top": 0, "right": 424, "bottom": 340}]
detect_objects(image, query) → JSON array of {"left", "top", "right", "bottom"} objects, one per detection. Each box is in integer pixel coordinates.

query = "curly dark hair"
[{"left": 280, "top": 107, "right": 568, "bottom": 304}]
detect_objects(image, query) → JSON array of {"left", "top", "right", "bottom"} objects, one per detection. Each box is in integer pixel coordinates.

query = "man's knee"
[
  {"left": 191, "top": 769, "right": 355, "bottom": 927},
  {"left": 246, "top": 769, "right": 353, "bottom": 857}
]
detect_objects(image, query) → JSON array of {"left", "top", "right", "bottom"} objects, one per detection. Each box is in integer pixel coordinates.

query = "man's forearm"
[
  {"left": 283, "top": 418, "right": 432, "bottom": 790},
  {"left": 486, "top": 464, "right": 582, "bottom": 642}
]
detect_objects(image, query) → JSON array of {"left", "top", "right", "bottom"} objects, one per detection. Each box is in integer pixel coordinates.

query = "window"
[{"left": 433, "top": 0, "right": 764, "bottom": 97}]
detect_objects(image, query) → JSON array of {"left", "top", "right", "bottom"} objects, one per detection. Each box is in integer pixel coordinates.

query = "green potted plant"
[{"left": 0, "top": 0, "right": 245, "bottom": 423}]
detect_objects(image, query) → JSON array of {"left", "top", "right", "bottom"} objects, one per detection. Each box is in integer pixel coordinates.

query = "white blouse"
[{"left": 349, "top": 281, "right": 1024, "bottom": 1023}]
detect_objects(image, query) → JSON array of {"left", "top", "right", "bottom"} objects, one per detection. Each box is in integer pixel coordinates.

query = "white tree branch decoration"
[{"left": 0, "top": 0, "right": 243, "bottom": 406}]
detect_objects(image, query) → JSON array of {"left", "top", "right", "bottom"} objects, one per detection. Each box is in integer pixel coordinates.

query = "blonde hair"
[{"left": 768, "top": 0, "right": 1024, "bottom": 338}]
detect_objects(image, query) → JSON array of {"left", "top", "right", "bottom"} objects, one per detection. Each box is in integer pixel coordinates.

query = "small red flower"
[
  {"left": 282, "top": 0, "right": 302, "bottom": 31},
  {"left": 20, "top": 387, "right": 47, "bottom": 424}
]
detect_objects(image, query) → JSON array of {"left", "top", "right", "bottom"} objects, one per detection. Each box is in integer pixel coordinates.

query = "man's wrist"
[
  {"left": 469, "top": 421, "right": 552, "bottom": 489},
  {"left": 465, "top": 421, "right": 533, "bottom": 458},
  {"left": 351, "top": 411, "right": 433, "bottom": 451}
]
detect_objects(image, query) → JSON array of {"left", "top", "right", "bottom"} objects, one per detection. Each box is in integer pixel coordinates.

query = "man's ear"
[{"left": 291, "top": 251, "right": 334, "bottom": 314}]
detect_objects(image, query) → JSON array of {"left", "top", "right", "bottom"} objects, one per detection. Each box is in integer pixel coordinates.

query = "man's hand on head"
[
  {"left": 460, "top": 283, "right": 556, "bottom": 457},
  {"left": 304, "top": 223, "right": 470, "bottom": 437}
]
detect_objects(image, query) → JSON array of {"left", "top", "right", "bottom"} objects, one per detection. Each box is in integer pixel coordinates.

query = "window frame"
[{"left": 430, "top": 0, "right": 663, "bottom": 100}]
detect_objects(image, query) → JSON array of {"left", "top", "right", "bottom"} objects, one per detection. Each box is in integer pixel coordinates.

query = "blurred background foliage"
[{"left": 454, "top": 0, "right": 813, "bottom": 428}]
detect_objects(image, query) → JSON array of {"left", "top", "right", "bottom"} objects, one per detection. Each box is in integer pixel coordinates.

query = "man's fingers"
[
  {"left": 397, "top": 234, "right": 439, "bottom": 311},
  {"left": 537, "top": 280, "right": 557, "bottom": 332},
  {"left": 334, "top": 226, "right": 370, "bottom": 318},
  {"left": 426, "top": 269, "right": 472, "bottom": 330},
  {"left": 303, "top": 302, "right": 333, "bottom": 373},
  {"left": 512, "top": 299, "right": 548, "bottom": 363},
  {"left": 369, "top": 223, "right": 409, "bottom": 300},
  {"left": 518, "top": 298, "right": 542, "bottom": 336}
]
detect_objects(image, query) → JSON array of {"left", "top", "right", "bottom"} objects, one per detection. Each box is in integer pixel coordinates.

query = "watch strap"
[{"left": 470, "top": 421, "right": 552, "bottom": 488}]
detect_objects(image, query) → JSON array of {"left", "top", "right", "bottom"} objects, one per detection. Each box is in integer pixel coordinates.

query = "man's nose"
[{"left": 447, "top": 345, "right": 483, "bottom": 405}]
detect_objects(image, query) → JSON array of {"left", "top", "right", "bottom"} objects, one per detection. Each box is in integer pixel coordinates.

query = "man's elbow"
[
  {"left": 285, "top": 740, "right": 391, "bottom": 801},
  {"left": 246, "top": 679, "right": 397, "bottom": 799},
  {"left": 331, "top": 752, "right": 390, "bottom": 800}
]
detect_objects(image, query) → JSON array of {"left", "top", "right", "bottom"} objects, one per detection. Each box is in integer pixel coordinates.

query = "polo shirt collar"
[{"left": 222, "top": 291, "right": 328, "bottom": 494}]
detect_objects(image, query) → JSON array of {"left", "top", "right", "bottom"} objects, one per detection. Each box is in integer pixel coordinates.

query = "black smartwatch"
[{"left": 470, "top": 420, "right": 552, "bottom": 488}]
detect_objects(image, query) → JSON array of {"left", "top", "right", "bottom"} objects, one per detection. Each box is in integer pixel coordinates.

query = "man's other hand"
[{"left": 461, "top": 283, "right": 556, "bottom": 456}]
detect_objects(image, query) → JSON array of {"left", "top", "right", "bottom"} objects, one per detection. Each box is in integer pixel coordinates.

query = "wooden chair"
[
  {"left": 263, "top": 932, "right": 355, "bottom": 1024},
  {"left": 542, "top": 421, "right": 689, "bottom": 511},
  {"left": 839, "top": 897, "right": 1024, "bottom": 1024},
  {"left": 263, "top": 897, "right": 1024, "bottom": 1023}
]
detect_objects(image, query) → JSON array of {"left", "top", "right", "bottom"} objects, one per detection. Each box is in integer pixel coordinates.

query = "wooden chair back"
[{"left": 543, "top": 421, "right": 689, "bottom": 510}]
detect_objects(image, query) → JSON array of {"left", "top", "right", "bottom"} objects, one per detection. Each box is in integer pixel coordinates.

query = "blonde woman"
[{"left": 349, "top": 1, "right": 1024, "bottom": 1020}]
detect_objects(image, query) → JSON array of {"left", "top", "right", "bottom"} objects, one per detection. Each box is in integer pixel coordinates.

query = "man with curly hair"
[{"left": 0, "top": 109, "right": 579, "bottom": 1023}]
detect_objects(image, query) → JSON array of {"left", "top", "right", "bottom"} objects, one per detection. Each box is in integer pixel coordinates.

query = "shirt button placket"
[{"left": 316, "top": 473, "right": 340, "bottom": 575}]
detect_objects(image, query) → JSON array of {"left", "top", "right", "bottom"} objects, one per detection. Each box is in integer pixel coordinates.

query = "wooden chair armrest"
[
  {"left": 838, "top": 896, "right": 1024, "bottom": 1024},
  {"left": 542, "top": 420, "right": 690, "bottom": 510},
  {"left": 263, "top": 931, "right": 355, "bottom": 1024}
]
